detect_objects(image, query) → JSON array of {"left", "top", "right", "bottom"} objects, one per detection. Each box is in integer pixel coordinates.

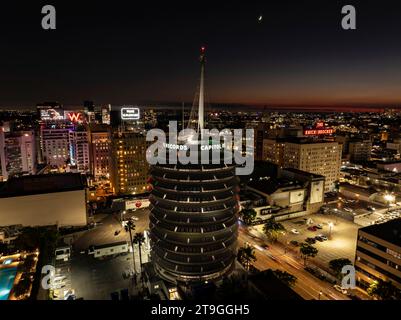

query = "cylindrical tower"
[{"left": 149, "top": 158, "right": 240, "bottom": 284}]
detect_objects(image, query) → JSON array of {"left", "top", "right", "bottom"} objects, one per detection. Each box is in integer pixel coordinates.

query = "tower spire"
[{"left": 198, "top": 46, "right": 206, "bottom": 132}]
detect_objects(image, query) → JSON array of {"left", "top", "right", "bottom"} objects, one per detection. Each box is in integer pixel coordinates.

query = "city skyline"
[{"left": 2, "top": 1, "right": 401, "bottom": 107}]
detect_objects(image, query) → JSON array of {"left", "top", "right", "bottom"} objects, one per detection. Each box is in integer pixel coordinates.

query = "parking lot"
[
  {"left": 66, "top": 207, "right": 151, "bottom": 300},
  {"left": 254, "top": 213, "right": 360, "bottom": 267}
]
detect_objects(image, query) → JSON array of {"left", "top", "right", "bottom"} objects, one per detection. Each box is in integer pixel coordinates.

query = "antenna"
[{"left": 198, "top": 46, "right": 206, "bottom": 131}]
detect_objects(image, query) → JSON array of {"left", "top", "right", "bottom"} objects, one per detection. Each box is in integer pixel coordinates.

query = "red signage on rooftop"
[{"left": 304, "top": 122, "right": 334, "bottom": 136}]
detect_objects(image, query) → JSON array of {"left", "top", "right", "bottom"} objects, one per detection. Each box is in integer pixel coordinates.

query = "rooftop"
[
  {"left": 360, "top": 218, "right": 401, "bottom": 247},
  {"left": 0, "top": 173, "right": 86, "bottom": 198},
  {"left": 281, "top": 168, "right": 325, "bottom": 180}
]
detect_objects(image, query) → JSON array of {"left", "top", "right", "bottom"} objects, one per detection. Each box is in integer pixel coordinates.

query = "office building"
[
  {"left": 283, "top": 139, "right": 342, "bottom": 193},
  {"left": 355, "top": 219, "right": 401, "bottom": 291},
  {"left": 41, "top": 127, "right": 70, "bottom": 167},
  {"left": 69, "top": 129, "right": 90, "bottom": 173},
  {"left": 89, "top": 124, "right": 111, "bottom": 181},
  {"left": 110, "top": 131, "right": 149, "bottom": 195},
  {"left": 0, "top": 129, "right": 36, "bottom": 180},
  {"left": 349, "top": 139, "right": 372, "bottom": 163}
]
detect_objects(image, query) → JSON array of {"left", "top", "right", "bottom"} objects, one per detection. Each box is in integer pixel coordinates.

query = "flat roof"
[
  {"left": 248, "top": 178, "right": 303, "bottom": 195},
  {"left": 360, "top": 218, "right": 401, "bottom": 247},
  {"left": 282, "top": 168, "right": 325, "bottom": 179},
  {"left": 0, "top": 173, "right": 86, "bottom": 198}
]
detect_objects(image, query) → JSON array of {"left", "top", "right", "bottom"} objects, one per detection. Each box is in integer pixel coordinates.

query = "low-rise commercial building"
[
  {"left": 0, "top": 173, "right": 87, "bottom": 227},
  {"left": 355, "top": 219, "right": 401, "bottom": 291}
]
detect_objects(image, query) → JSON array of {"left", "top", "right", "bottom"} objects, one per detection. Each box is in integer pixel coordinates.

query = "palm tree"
[
  {"left": 124, "top": 220, "right": 136, "bottom": 274},
  {"left": 300, "top": 242, "right": 318, "bottom": 266},
  {"left": 263, "top": 219, "right": 286, "bottom": 243},
  {"left": 237, "top": 245, "right": 256, "bottom": 271},
  {"left": 133, "top": 232, "right": 146, "bottom": 274}
]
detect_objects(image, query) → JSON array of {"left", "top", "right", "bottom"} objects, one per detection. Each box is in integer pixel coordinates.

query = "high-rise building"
[
  {"left": 88, "top": 124, "right": 111, "bottom": 181},
  {"left": 110, "top": 131, "right": 149, "bottom": 195},
  {"left": 41, "top": 127, "right": 70, "bottom": 167},
  {"left": 349, "top": 139, "right": 372, "bottom": 163},
  {"left": 148, "top": 48, "right": 239, "bottom": 286},
  {"left": 0, "top": 128, "right": 36, "bottom": 180},
  {"left": 283, "top": 139, "right": 342, "bottom": 193},
  {"left": 69, "top": 129, "right": 90, "bottom": 173},
  {"left": 355, "top": 219, "right": 401, "bottom": 292},
  {"left": 263, "top": 138, "right": 286, "bottom": 166}
]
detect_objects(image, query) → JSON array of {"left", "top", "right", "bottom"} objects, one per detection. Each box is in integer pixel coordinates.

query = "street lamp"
[
  {"left": 328, "top": 222, "right": 334, "bottom": 240},
  {"left": 121, "top": 210, "right": 127, "bottom": 224},
  {"left": 318, "top": 291, "right": 323, "bottom": 300}
]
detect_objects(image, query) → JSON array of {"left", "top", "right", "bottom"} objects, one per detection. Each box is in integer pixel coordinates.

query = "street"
[{"left": 238, "top": 226, "right": 350, "bottom": 300}]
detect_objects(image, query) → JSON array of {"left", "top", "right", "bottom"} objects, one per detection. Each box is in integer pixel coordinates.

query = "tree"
[
  {"left": 263, "top": 219, "right": 286, "bottom": 243},
  {"left": 272, "top": 269, "right": 297, "bottom": 287},
  {"left": 367, "top": 279, "right": 401, "bottom": 300},
  {"left": 133, "top": 232, "right": 146, "bottom": 274},
  {"left": 237, "top": 245, "right": 256, "bottom": 271},
  {"left": 240, "top": 208, "right": 257, "bottom": 225},
  {"left": 329, "top": 258, "right": 352, "bottom": 279},
  {"left": 124, "top": 220, "right": 136, "bottom": 274},
  {"left": 300, "top": 242, "right": 318, "bottom": 266}
]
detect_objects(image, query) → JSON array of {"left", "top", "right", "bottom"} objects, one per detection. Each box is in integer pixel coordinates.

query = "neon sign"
[
  {"left": 304, "top": 129, "right": 334, "bottom": 135},
  {"left": 67, "top": 112, "right": 83, "bottom": 123}
]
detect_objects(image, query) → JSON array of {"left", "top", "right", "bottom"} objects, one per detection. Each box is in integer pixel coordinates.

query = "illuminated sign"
[
  {"left": 304, "top": 121, "right": 334, "bottom": 135},
  {"left": 40, "top": 109, "right": 64, "bottom": 121},
  {"left": 66, "top": 112, "right": 83, "bottom": 123},
  {"left": 304, "top": 129, "right": 334, "bottom": 135},
  {"left": 121, "top": 107, "right": 140, "bottom": 120}
]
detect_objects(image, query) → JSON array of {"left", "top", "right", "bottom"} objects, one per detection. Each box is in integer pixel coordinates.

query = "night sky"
[{"left": 2, "top": 1, "right": 401, "bottom": 108}]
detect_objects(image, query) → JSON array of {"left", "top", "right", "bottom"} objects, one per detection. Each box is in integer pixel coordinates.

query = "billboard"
[
  {"left": 121, "top": 107, "right": 140, "bottom": 120},
  {"left": 40, "top": 108, "right": 65, "bottom": 121},
  {"left": 125, "top": 199, "right": 150, "bottom": 210}
]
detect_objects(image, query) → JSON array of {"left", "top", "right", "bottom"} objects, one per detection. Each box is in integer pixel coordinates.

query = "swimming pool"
[{"left": 0, "top": 267, "right": 17, "bottom": 300}]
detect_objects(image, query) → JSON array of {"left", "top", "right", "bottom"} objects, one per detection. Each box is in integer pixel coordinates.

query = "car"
[
  {"left": 317, "top": 234, "right": 328, "bottom": 241},
  {"left": 261, "top": 244, "right": 269, "bottom": 250},
  {"left": 291, "top": 229, "right": 300, "bottom": 234},
  {"left": 315, "top": 224, "right": 323, "bottom": 229},
  {"left": 130, "top": 216, "right": 139, "bottom": 221},
  {"left": 290, "top": 240, "right": 300, "bottom": 247},
  {"left": 344, "top": 207, "right": 353, "bottom": 212},
  {"left": 333, "top": 285, "right": 348, "bottom": 294},
  {"left": 308, "top": 226, "right": 317, "bottom": 232},
  {"left": 315, "top": 236, "right": 324, "bottom": 242},
  {"left": 305, "top": 237, "right": 316, "bottom": 244}
]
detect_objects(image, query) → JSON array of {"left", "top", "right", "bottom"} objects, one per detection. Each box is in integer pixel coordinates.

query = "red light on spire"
[{"left": 201, "top": 46, "right": 206, "bottom": 53}]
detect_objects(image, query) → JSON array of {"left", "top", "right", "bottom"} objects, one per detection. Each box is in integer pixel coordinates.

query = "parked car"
[
  {"left": 290, "top": 240, "right": 300, "bottom": 247},
  {"left": 308, "top": 226, "right": 317, "bottom": 232},
  {"left": 315, "top": 236, "right": 324, "bottom": 242},
  {"left": 130, "top": 216, "right": 139, "bottom": 221},
  {"left": 291, "top": 229, "right": 300, "bottom": 235},
  {"left": 305, "top": 237, "right": 316, "bottom": 244},
  {"left": 317, "top": 234, "right": 328, "bottom": 241},
  {"left": 316, "top": 224, "right": 323, "bottom": 229}
]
